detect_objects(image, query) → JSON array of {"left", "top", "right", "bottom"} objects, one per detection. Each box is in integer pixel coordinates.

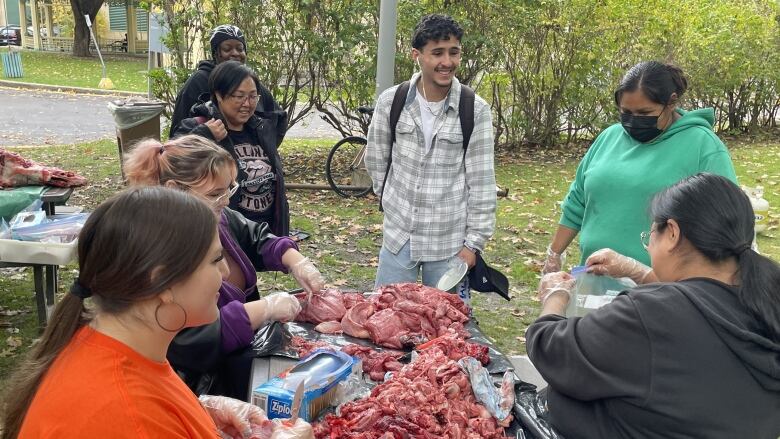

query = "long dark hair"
[
  {"left": 650, "top": 173, "right": 780, "bottom": 340},
  {"left": 1, "top": 187, "right": 217, "bottom": 438},
  {"left": 209, "top": 60, "right": 260, "bottom": 105},
  {"left": 614, "top": 61, "right": 688, "bottom": 107}
]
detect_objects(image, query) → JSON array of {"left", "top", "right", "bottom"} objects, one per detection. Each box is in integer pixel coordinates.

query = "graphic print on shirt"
[{"left": 233, "top": 142, "right": 275, "bottom": 213}]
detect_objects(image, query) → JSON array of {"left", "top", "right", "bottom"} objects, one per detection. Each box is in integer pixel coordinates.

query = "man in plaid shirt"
[{"left": 365, "top": 14, "right": 496, "bottom": 300}]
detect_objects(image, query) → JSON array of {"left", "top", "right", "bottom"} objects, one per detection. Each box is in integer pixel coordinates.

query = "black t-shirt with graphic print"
[{"left": 226, "top": 129, "right": 276, "bottom": 227}]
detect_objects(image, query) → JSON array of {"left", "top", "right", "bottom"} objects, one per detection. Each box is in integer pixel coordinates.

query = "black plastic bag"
[{"left": 513, "top": 385, "right": 564, "bottom": 439}]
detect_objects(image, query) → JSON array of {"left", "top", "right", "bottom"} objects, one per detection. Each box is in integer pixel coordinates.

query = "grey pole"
[{"left": 375, "top": 0, "right": 398, "bottom": 100}]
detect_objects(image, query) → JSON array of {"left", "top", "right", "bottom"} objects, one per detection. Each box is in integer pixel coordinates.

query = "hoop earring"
[{"left": 154, "top": 301, "right": 187, "bottom": 332}]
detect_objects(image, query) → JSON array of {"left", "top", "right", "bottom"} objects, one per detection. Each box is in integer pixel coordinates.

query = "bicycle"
[{"left": 325, "top": 106, "right": 374, "bottom": 198}]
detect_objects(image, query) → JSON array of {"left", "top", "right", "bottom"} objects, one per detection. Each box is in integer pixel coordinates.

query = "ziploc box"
[{"left": 252, "top": 349, "right": 359, "bottom": 421}]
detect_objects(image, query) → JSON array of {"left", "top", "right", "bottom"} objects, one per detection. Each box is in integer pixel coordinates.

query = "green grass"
[
  {"left": 0, "top": 49, "right": 148, "bottom": 92},
  {"left": 1, "top": 135, "right": 778, "bottom": 389}
]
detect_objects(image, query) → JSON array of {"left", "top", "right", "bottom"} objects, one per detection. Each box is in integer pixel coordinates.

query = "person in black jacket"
[
  {"left": 173, "top": 61, "right": 289, "bottom": 237},
  {"left": 527, "top": 173, "right": 780, "bottom": 439},
  {"left": 169, "top": 24, "right": 286, "bottom": 141},
  {"left": 124, "top": 135, "right": 325, "bottom": 398}
]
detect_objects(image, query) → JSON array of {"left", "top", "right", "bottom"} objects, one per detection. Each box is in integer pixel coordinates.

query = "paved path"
[
  {"left": 0, "top": 86, "right": 341, "bottom": 147},
  {"left": 0, "top": 87, "right": 118, "bottom": 146}
]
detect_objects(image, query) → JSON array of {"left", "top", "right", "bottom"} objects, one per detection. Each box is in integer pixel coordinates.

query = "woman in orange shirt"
[{"left": 2, "top": 187, "right": 265, "bottom": 438}]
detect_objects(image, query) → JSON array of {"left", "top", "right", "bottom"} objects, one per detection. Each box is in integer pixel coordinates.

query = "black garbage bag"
[{"left": 514, "top": 384, "right": 564, "bottom": 439}]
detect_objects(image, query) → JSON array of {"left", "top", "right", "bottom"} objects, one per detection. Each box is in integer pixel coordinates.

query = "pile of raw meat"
[
  {"left": 295, "top": 284, "right": 473, "bottom": 350},
  {"left": 291, "top": 336, "right": 405, "bottom": 382},
  {"left": 313, "top": 345, "right": 511, "bottom": 438},
  {"left": 0, "top": 148, "right": 87, "bottom": 188}
]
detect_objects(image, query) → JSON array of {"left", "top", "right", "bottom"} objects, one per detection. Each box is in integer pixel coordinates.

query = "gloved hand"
[
  {"left": 260, "top": 292, "right": 302, "bottom": 322},
  {"left": 199, "top": 395, "right": 271, "bottom": 439},
  {"left": 541, "top": 245, "right": 566, "bottom": 274},
  {"left": 585, "top": 248, "right": 652, "bottom": 284},
  {"left": 537, "top": 272, "right": 575, "bottom": 306},
  {"left": 289, "top": 257, "right": 325, "bottom": 294},
  {"left": 270, "top": 418, "right": 314, "bottom": 439}
]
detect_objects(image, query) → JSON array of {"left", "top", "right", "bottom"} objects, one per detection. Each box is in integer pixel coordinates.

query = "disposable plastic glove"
[
  {"left": 585, "top": 248, "right": 652, "bottom": 284},
  {"left": 289, "top": 257, "right": 325, "bottom": 294},
  {"left": 541, "top": 245, "right": 566, "bottom": 275},
  {"left": 199, "top": 395, "right": 272, "bottom": 439},
  {"left": 536, "top": 272, "right": 575, "bottom": 305},
  {"left": 270, "top": 418, "right": 314, "bottom": 439},
  {"left": 260, "top": 292, "right": 302, "bottom": 323}
]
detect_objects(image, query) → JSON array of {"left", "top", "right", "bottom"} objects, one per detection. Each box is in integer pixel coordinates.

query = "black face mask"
[{"left": 621, "top": 113, "right": 663, "bottom": 143}]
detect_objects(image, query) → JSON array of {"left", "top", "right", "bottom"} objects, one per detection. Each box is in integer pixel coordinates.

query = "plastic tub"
[{"left": 0, "top": 238, "right": 78, "bottom": 265}]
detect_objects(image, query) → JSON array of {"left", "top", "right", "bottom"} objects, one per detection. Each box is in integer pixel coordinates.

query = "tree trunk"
[{"left": 70, "top": 0, "right": 104, "bottom": 57}]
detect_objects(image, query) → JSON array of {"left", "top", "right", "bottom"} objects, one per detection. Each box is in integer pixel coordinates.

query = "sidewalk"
[{"left": 0, "top": 79, "right": 145, "bottom": 97}]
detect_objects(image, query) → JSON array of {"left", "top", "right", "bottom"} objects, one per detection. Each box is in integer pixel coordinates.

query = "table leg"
[
  {"left": 45, "top": 265, "right": 58, "bottom": 320},
  {"left": 33, "top": 266, "right": 46, "bottom": 328}
]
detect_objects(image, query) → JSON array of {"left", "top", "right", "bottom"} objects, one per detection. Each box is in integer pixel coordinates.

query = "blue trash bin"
[{"left": 1, "top": 51, "right": 23, "bottom": 78}]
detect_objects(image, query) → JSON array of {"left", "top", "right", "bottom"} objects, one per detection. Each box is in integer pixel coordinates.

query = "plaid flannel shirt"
[{"left": 365, "top": 73, "right": 496, "bottom": 262}]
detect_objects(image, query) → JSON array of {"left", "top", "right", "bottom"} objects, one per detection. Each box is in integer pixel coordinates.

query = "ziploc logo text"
[{"left": 268, "top": 397, "right": 292, "bottom": 418}]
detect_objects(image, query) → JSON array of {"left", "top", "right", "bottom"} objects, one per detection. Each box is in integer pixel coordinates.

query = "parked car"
[
  {"left": 25, "top": 25, "right": 60, "bottom": 38},
  {"left": 0, "top": 25, "right": 22, "bottom": 46}
]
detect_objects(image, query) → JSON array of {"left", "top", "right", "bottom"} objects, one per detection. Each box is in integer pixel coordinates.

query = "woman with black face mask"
[{"left": 541, "top": 61, "right": 737, "bottom": 276}]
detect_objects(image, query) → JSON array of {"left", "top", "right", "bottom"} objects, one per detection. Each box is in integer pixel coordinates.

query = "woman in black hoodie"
[
  {"left": 527, "top": 173, "right": 780, "bottom": 439},
  {"left": 170, "top": 25, "right": 286, "bottom": 139}
]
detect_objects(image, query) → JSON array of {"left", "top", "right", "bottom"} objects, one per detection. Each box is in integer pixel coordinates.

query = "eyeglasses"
[
  {"left": 211, "top": 181, "right": 239, "bottom": 206},
  {"left": 640, "top": 225, "right": 657, "bottom": 250},
  {"left": 228, "top": 93, "right": 259, "bottom": 104}
]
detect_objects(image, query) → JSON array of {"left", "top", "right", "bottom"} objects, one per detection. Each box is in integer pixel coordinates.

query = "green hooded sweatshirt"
[{"left": 560, "top": 108, "right": 737, "bottom": 266}]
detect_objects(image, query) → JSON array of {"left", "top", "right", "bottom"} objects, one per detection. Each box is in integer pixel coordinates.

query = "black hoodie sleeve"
[
  {"left": 223, "top": 207, "right": 276, "bottom": 271},
  {"left": 170, "top": 68, "right": 212, "bottom": 136},
  {"left": 171, "top": 116, "right": 217, "bottom": 141},
  {"left": 526, "top": 293, "right": 652, "bottom": 403}
]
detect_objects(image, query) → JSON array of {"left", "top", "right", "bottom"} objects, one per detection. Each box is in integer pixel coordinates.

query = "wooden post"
[
  {"left": 44, "top": 3, "right": 53, "bottom": 44},
  {"left": 18, "top": 0, "right": 27, "bottom": 48},
  {"left": 126, "top": 1, "right": 136, "bottom": 53},
  {"left": 29, "top": 0, "right": 40, "bottom": 50}
]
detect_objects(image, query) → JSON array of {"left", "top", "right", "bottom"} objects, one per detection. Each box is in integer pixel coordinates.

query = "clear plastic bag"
[
  {"left": 10, "top": 213, "right": 89, "bottom": 243},
  {"left": 458, "top": 357, "right": 514, "bottom": 424},
  {"left": 332, "top": 368, "right": 372, "bottom": 411},
  {"left": 565, "top": 266, "right": 635, "bottom": 317}
]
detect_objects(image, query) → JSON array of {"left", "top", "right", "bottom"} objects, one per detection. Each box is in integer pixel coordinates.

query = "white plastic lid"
[{"left": 437, "top": 259, "right": 468, "bottom": 292}]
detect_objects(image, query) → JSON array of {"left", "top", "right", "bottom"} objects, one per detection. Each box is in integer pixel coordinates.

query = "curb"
[{"left": 0, "top": 79, "right": 146, "bottom": 97}]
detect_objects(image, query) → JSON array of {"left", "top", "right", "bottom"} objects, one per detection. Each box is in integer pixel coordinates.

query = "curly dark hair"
[{"left": 411, "top": 14, "right": 464, "bottom": 50}]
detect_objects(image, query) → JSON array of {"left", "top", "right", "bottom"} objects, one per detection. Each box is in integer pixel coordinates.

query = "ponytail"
[
  {"left": 1, "top": 293, "right": 90, "bottom": 439},
  {"left": 736, "top": 250, "right": 780, "bottom": 340},
  {"left": 664, "top": 63, "right": 688, "bottom": 101},
  {"left": 123, "top": 138, "right": 166, "bottom": 186}
]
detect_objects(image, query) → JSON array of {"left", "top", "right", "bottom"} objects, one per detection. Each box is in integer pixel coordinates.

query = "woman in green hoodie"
[{"left": 542, "top": 61, "right": 737, "bottom": 274}]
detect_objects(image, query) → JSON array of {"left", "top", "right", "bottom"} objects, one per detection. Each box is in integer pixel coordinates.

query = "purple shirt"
[{"left": 217, "top": 212, "right": 297, "bottom": 353}]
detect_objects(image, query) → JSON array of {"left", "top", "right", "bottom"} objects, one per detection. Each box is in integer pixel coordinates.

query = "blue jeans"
[{"left": 375, "top": 240, "right": 471, "bottom": 305}]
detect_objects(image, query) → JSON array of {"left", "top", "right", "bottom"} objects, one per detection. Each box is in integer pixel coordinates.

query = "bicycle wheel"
[{"left": 325, "top": 136, "right": 373, "bottom": 198}]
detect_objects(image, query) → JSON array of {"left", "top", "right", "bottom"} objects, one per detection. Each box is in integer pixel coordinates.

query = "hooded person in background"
[{"left": 169, "top": 24, "right": 286, "bottom": 143}]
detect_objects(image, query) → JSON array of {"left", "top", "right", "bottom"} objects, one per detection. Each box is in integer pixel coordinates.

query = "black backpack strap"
[
  {"left": 380, "top": 81, "right": 410, "bottom": 212},
  {"left": 459, "top": 84, "right": 475, "bottom": 156}
]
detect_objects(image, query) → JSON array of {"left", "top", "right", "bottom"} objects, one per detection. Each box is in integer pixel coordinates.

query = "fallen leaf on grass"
[
  {"left": 7, "top": 336, "right": 22, "bottom": 348},
  {"left": 0, "top": 348, "right": 16, "bottom": 358},
  {"left": 511, "top": 309, "right": 526, "bottom": 317}
]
